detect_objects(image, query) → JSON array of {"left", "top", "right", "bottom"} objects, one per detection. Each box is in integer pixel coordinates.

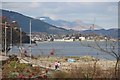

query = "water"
[{"left": 11, "top": 41, "right": 118, "bottom": 60}]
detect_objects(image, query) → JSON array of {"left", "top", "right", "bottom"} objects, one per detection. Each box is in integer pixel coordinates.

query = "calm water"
[{"left": 11, "top": 41, "right": 118, "bottom": 60}]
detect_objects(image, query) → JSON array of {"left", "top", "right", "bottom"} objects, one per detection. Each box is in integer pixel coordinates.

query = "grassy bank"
[{"left": 2, "top": 55, "right": 118, "bottom": 79}]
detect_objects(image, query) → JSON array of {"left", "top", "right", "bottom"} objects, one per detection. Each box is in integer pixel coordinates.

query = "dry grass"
[
  {"left": 3, "top": 56, "right": 117, "bottom": 78},
  {"left": 52, "top": 62, "right": 118, "bottom": 78}
]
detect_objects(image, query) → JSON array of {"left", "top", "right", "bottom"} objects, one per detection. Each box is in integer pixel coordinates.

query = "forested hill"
[{"left": 1, "top": 9, "right": 72, "bottom": 34}]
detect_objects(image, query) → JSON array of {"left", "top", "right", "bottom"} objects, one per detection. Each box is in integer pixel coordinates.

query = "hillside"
[
  {"left": 81, "top": 29, "right": 120, "bottom": 39},
  {"left": 38, "top": 17, "right": 103, "bottom": 31},
  {"left": 1, "top": 9, "right": 72, "bottom": 34},
  {"left": 1, "top": 9, "right": 119, "bottom": 38}
]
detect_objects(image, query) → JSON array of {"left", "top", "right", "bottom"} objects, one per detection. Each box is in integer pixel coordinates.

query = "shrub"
[{"left": 52, "top": 71, "right": 68, "bottom": 78}]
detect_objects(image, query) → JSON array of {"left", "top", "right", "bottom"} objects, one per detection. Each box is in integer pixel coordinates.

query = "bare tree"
[{"left": 80, "top": 37, "right": 119, "bottom": 77}]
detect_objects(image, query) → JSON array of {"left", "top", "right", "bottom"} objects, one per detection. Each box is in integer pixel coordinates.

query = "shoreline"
[{"left": 35, "top": 39, "right": 119, "bottom": 43}]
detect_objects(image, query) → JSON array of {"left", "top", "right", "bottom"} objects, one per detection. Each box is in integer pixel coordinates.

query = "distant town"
[{"left": 30, "top": 32, "right": 118, "bottom": 43}]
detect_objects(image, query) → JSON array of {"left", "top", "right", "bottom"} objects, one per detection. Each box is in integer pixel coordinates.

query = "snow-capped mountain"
[{"left": 37, "top": 17, "right": 103, "bottom": 31}]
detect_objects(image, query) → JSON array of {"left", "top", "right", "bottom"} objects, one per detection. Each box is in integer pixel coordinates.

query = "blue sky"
[{"left": 1, "top": 0, "right": 119, "bottom": 29}]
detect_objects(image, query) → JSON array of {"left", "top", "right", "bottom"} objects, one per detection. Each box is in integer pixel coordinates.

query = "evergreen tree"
[{"left": 1, "top": 16, "right": 29, "bottom": 53}]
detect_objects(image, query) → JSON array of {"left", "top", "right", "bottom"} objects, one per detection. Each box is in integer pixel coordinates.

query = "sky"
[{"left": 1, "top": 0, "right": 119, "bottom": 29}]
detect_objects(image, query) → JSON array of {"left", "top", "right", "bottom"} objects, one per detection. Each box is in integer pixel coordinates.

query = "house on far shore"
[{"left": 79, "top": 36, "right": 86, "bottom": 41}]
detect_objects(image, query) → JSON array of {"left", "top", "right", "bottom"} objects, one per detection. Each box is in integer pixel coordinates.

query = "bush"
[
  {"left": 53, "top": 71, "right": 68, "bottom": 78},
  {"left": 2, "top": 60, "right": 44, "bottom": 78}
]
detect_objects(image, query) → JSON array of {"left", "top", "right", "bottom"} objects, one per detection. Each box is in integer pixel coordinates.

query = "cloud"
[
  {"left": 2, "top": 0, "right": 120, "bottom": 2},
  {"left": 1, "top": 2, "right": 118, "bottom": 29},
  {"left": 29, "top": 2, "right": 41, "bottom": 8}
]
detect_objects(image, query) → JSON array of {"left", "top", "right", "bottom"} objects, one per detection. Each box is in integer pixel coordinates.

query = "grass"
[
  {"left": 52, "top": 63, "right": 117, "bottom": 78},
  {"left": 2, "top": 55, "right": 118, "bottom": 79}
]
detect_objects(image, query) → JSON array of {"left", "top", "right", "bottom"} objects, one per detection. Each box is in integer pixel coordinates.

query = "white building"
[{"left": 79, "top": 37, "right": 85, "bottom": 41}]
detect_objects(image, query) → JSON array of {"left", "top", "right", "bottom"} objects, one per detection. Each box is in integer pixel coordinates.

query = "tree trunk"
[{"left": 114, "top": 59, "right": 119, "bottom": 77}]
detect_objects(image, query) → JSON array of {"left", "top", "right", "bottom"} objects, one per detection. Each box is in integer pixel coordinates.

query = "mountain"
[
  {"left": 37, "top": 17, "right": 103, "bottom": 31},
  {"left": 1, "top": 9, "right": 119, "bottom": 38},
  {"left": 81, "top": 29, "right": 120, "bottom": 39},
  {"left": 38, "top": 17, "right": 119, "bottom": 38},
  {"left": 1, "top": 9, "right": 72, "bottom": 34}
]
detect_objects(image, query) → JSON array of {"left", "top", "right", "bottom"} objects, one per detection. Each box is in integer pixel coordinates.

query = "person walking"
[
  {"left": 54, "top": 61, "right": 61, "bottom": 70},
  {"left": 54, "top": 61, "right": 58, "bottom": 70},
  {"left": 57, "top": 61, "right": 61, "bottom": 70}
]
